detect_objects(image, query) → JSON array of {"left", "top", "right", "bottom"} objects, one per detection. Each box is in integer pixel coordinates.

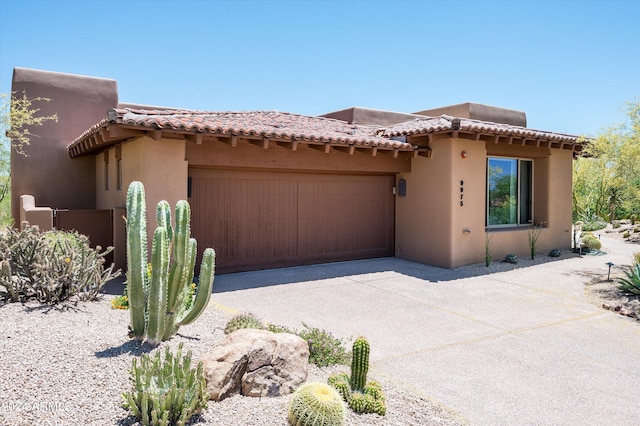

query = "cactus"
[
  {"left": 327, "top": 337, "right": 386, "bottom": 416},
  {"left": 126, "top": 181, "right": 216, "bottom": 346},
  {"left": 287, "top": 382, "right": 345, "bottom": 426},
  {"left": 224, "top": 313, "right": 265, "bottom": 334},
  {"left": 581, "top": 233, "right": 602, "bottom": 250},
  {"left": 548, "top": 249, "right": 562, "bottom": 257},
  {"left": 504, "top": 253, "right": 518, "bottom": 264},
  {"left": 350, "top": 337, "right": 370, "bottom": 392},
  {"left": 631, "top": 214, "right": 637, "bottom": 225},
  {"left": 122, "top": 343, "right": 209, "bottom": 426}
]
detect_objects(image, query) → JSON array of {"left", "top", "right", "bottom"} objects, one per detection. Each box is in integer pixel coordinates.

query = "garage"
[{"left": 188, "top": 167, "right": 395, "bottom": 273}]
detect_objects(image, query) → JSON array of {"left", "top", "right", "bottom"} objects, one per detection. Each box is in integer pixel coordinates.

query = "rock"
[{"left": 200, "top": 328, "right": 309, "bottom": 401}]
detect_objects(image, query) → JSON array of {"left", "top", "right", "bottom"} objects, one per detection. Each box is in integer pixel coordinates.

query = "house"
[{"left": 11, "top": 68, "right": 583, "bottom": 273}]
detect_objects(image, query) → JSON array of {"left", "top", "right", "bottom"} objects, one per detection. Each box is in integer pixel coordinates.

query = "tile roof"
[
  {"left": 381, "top": 114, "right": 581, "bottom": 144},
  {"left": 68, "top": 108, "right": 584, "bottom": 157}
]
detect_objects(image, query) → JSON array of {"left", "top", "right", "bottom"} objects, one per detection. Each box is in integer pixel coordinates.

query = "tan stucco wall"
[
  {"left": 395, "top": 138, "right": 455, "bottom": 267},
  {"left": 11, "top": 68, "right": 117, "bottom": 224},
  {"left": 96, "top": 136, "right": 188, "bottom": 265},
  {"left": 396, "top": 138, "right": 575, "bottom": 268}
]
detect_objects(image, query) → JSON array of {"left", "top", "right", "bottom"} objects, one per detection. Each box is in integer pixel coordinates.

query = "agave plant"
[{"left": 618, "top": 262, "right": 640, "bottom": 296}]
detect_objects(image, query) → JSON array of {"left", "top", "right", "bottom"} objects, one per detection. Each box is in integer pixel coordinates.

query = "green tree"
[
  {"left": 0, "top": 91, "right": 58, "bottom": 225},
  {"left": 573, "top": 100, "right": 640, "bottom": 223}
]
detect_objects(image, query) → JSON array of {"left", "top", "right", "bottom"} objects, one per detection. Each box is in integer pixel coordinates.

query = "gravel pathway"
[{"left": 0, "top": 296, "right": 466, "bottom": 425}]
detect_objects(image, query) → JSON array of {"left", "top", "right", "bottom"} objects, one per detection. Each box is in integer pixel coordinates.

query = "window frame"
[{"left": 486, "top": 156, "right": 534, "bottom": 228}]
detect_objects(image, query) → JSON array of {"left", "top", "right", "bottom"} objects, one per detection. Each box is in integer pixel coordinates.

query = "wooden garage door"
[{"left": 189, "top": 168, "right": 394, "bottom": 273}]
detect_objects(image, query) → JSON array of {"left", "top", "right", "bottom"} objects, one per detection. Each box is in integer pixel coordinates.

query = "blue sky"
[{"left": 1, "top": 0, "right": 638, "bottom": 137}]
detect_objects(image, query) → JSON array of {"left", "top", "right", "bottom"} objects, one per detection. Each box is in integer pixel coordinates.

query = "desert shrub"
[
  {"left": 122, "top": 343, "right": 208, "bottom": 426},
  {"left": 613, "top": 221, "right": 622, "bottom": 229},
  {"left": 225, "top": 315, "right": 351, "bottom": 367},
  {"left": 111, "top": 287, "right": 129, "bottom": 310},
  {"left": 297, "top": 323, "right": 352, "bottom": 367},
  {"left": 0, "top": 226, "right": 120, "bottom": 304},
  {"left": 582, "top": 220, "right": 607, "bottom": 232}
]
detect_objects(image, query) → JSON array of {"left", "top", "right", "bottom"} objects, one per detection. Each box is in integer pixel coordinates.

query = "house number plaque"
[{"left": 460, "top": 180, "right": 464, "bottom": 206}]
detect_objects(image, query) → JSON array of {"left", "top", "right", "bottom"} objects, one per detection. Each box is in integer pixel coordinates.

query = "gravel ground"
[{"left": 0, "top": 296, "right": 466, "bottom": 426}]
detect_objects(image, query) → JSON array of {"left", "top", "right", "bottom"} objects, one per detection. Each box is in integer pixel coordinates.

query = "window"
[{"left": 487, "top": 157, "right": 533, "bottom": 226}]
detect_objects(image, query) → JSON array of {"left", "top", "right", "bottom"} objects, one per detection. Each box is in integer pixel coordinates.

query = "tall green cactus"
[
  {"left": 126, "top": 181, "right": 216, "bottom": 346},
  {"left": 350, "top": 337, "right": 370, "bottom": 392}
]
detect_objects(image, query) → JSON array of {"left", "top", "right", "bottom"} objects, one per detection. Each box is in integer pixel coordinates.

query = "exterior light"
[
  {"left": 461, "top": 150, "right": 468, "bottom": 159},
  {"left": 606, "top": 262, "right": 614, "bottom": 281}
]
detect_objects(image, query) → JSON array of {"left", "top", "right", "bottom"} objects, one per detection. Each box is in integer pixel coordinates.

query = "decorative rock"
[{"left": 200, "top": 328, "right": 309, "bottom": 401}]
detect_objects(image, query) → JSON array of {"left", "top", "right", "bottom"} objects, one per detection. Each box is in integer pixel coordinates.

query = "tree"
[
  {"left": 0, "top": 91, "right": 59, "bottom": 225},
  {"left": 573, "top": 100, "right": 640, "bottom": 223}
]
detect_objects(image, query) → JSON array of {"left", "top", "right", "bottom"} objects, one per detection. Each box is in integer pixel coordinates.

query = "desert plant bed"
[{"left": 0, "top": 297, "right": 465, "bottom": 426}]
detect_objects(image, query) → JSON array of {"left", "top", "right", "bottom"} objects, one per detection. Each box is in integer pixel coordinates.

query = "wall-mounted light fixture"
[
  {"left": 463, "top": 228, "right": 471, "bottom": 234},
  {"left": 461, "top": 150, "right": 468, "bottom": 159}
]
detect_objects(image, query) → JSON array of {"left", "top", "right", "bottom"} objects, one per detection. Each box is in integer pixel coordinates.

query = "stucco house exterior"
[{"left": 12, "top": 68, "right": 583, "bottom": 273}]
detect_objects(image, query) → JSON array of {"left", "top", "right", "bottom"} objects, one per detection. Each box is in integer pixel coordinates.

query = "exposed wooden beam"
[
  {"left": 195, "top": 133, "right": 203, "bottom": 145},
  {"left": 231, "top": 136, "right": 238, "bottom": 147},
  {"left": 263, "top": 138, "right": 270, "bottom": 149},
  {"left": 451, "top": 130, "right": 459, "bottom": 139},
  {"left": 494, "top": 135, "right": 501, "bottom": 144},
  {"left": 521, "top": 138, "right": 527, "bottom": 146},
  {"left": 371, "top": 147, "right": 378, "bottom": 157},
  {"left": 324, "top": 143, "right": 331, "bottom": 154},
  {"left": 475, "top": 133, "right": 482, "bottom": 141},
  {"left": 393, "top": 148, "right": 399, "bottom": 158},
  {"left": 536, "top": 138, "right": 542, "bottom": 147},
  {"left": 547, "top": 140, "right": 552, "bottom": 148},
  {"left": 349, "top": 145, "right": 355, "bottom": 155},
  {"left": 150, "top": 129, "right": 162, "bottom": 141}
]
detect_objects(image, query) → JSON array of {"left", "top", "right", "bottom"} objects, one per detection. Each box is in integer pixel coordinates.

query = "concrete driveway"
[{"left": 212, "top": 238, "right": 640, "bottom": 425}]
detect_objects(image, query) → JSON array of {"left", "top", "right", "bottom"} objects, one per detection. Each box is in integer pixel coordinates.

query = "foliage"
[
  {"left": 224, "top": 313, "right": 265, "bottom": 334},
  {"left": 485, "top": 233, "right": 492, "bottom": 267},
  {"left": 504, "top": 254, "right": 518, "bottom": 264},
  {"left": 618, "top": 261, "right": 640, "bottom": 296},
  {"left": 122, "top": 343, "right": 209, "bottom": 426},
  {"left": 549, "top": 249, "right": 562, "bottom": 257},
  {"left": 223, "top": 315, "right": 352, "bottom": 367},
  {"left": 634, "top": 227, "right": 640, "bottom": 233},
  {"left": 297, "top": 323, "right": 352, "bottom": 367},
  {"left": 527, "top": 223, "right": 545, "bottom": 260},
  {"left": 327, "top": 337, "right": 386, "bottom": 416},
  {"left": 287, "top": 382, "right": 346, "bottom": 426},
  {"left": 126, "top": 181, "right": 216, "bottom": 347},
  {"left": 573, "top": 100, "right": 640, "bottom": 223},
  {"left": 0, "top": 92, "right": 59, "bottom": 225},
  {"left": 623, "top": 231, "right": 630, "bottom": 239},
  {"left": 581, "top": 219, "right": 607, "bottom": 232},
  {"left": 111, "top": 285, "right": 129, "bottom": 309},
  {"left": 0, "top": 225, "right": 120, "bottom": 304},
  {"left": 613, "top": 220, "right": 622, "bottom": 229}
]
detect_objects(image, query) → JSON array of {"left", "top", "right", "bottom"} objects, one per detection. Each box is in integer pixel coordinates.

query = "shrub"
[
  {"left": 111, "top": 290, "right": 129, "bottom": 310},
  {"left": 122, "top": 343, "right": 208, "bottom": 426},
  {"left": 623, "top": 231, "right": 630, "bottom": 239},
  {"left": 582, "top": 220, "right": 607, "bottom": 232},
  {"left": 0, "top": 226, "right": 120, "bottom": 304},
  {"left": 297, "top": 323, "right": 352, "bottom": 367},
  {"left": 224, "top": 313, "right": 265, "bottom": 334},
  {"left": 527, "top": 223, "right": 545, "bottom": 260},
  {"left": 287, "top": 382, "right": 345, "bottom": 426},
  {"left": 224, "top": 316, "right": 352, "bottom": 367},
  {"left": 613, "top": 221, "right": 622, "bottom": 229}
]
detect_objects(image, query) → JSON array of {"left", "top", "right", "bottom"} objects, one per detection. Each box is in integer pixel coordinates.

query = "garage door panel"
[{"left": 190, "top": 169, "right": 394, "bottom": 273}]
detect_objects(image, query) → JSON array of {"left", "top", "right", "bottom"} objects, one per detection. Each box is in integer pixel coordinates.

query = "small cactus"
[
  {"left": 287, "top": 382, "right": 345, "bottom": 426},
  {"left": 350, "top": 337, "right": 370, "bottom": 392},
  {"left": 623, "top": 231, "right": 630, "bottom": 239},
  {"left": 327, "top": 337, "right": 386, "bottom": 416},
  {"left": 224, "top": 313, "right": 265, "bottom": 334},
  {"left": 505, "top": 253, "right": 518, "bottom": 264},
  {"left": 548, "top": 249, "right": 562, "bottom": 257}
]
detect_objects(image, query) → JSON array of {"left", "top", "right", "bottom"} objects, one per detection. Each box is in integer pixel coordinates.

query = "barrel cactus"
[
  {"left": 287, "top": 382, "right": 346, "bottom": 426},
  {"left": 581, "top": 232, "right": 602, "bottom": 250},
  {"left": 126, "top": 181, "right": 216, "bottom": 346},
  {"left": 505, "top": 253, "right": 518, "bottom": 264},
  {"left": 224, "top": 313, "right": 265, "bottom": 334},
  {"left": 548, "top": 249, "right": 562, "bottom": 257}
]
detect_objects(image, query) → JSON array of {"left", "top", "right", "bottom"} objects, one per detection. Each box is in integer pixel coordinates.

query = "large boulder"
[{"left": 200, "top": 328, "right": 309, "bottom": 401}]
